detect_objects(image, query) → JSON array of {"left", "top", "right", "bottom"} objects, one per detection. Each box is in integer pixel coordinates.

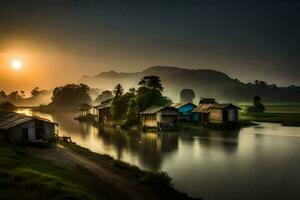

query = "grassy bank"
[
  {"left": 0, "top": 143, "right": 95, "bottom": 200},
  {"left": 0, "top": 141, "right": 199, "bottom": 200},
  {"left": 61, "top": 142, "right": 199, "bottom": 200}
]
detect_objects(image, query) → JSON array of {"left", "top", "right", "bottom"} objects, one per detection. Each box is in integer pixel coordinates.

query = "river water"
[{"left": 16, "top": 109, "right": 300, "bottom": 200}]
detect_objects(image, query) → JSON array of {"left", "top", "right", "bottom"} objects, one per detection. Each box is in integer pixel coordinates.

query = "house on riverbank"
[
  {"left": 0, "top": 112, "right": 57, "bottom": 143},
  {"left": 193, "top": 98, "right": 240, "bottom": 126},
  {"left": 172, "top": 102, "right": 197, "bottom": 121},
  {"left": 139, "top": 106, "right": 179, "bottom": 130},
  {"left": 78, "top": 103, "right": 94, "bottom": 116},
  {"left": 95, "top": 98, "right": 113, "bottom": 123}
]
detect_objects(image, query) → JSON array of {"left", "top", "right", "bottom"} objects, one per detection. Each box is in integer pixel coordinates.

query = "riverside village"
[{"left": 1, "top": 74, "right": 299, "bottom": 200}]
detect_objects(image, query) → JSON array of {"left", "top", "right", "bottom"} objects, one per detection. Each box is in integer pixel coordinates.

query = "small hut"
[
  {"left": 193, "top": 100, "right": 240, "bottom": 126},
  {"left": 138, "top": 106, "right": 179, "bottom": 130},
  {"left": 172, "top": 102, "right": 197, "bottom": 121},
  {"left": 78, "top": 103, "right": 93, "bottom": 116},
  {"left": 0, "top": 113, "right": 57, "bottom": 144},
  {"left": 95, "top": 98, "right": 113, "bottom": 123}
]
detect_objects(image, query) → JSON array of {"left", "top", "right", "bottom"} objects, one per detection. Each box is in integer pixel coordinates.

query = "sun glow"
[{"left": 11, "top": 59, "right": 23, "bottom": 70}]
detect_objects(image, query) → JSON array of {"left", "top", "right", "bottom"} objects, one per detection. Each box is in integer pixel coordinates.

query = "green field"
[
  {"left": 239, "top": 103, "right": 300, "bottom": 113},
  {"left": 239, "top": 104, "right": 300, "bottom": 126}
]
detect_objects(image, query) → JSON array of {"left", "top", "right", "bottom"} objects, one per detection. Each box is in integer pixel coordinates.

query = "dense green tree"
[
  {"left": 111, "top": 90, "right": 135, "bottom": 120},
  {"left": 134, "top": 87, "right": 171, "bottom": 112},
  {"left": 49, "top": 83, "right": 91, "bottom": 109},
  {"left": 121, "top": 76, "right": 171, "bottom": 128},
  {"left": 138, "top": 76, "right": 163, "bottom": 92},
  {"left": 180, "top": 89, "right": 195, "bottom": 103}
]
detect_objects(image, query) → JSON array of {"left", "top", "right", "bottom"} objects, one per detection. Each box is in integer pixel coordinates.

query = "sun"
[{"left": 11, "top": 60, "right": 23, "bottom": 70}]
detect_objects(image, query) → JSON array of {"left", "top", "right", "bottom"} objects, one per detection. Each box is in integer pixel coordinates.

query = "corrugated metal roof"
[
  {"left": 0, "top": 113, "right": 57, "bottom": 130},
  {"left": 138, "top": 106, "right": 177, "bottom": 115}
]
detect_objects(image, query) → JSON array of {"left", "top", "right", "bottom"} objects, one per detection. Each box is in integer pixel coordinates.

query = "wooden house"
[
  {"left": 138, "top": 106, "right": 179, "bottom": 130},
  {"left": 172, "top": 102, "right": 197, "bottom": 121},
  {"left": 0, "top": 113, "right": 57, "bottom": 144},
  {"left": 78, "top": 103, "right": 94, "bottom": 116},
  {"left": 193, "top": 100, "right": 240, "bottom": 126},
  {"left": 95, "top": 98, "right": 113, "bottom": 123}
]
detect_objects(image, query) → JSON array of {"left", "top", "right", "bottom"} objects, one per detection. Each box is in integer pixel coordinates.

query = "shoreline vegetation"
[{"left": 0, "top": 140, "right": 200, "bottom": 200}]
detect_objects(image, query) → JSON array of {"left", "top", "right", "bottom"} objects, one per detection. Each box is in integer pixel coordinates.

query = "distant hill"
[{"left": 80, "top": 66, "right": 300, "bottom": 103}]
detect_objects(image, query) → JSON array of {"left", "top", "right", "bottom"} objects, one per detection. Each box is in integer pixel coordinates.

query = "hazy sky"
[{"left": 1, "top": 0, "right": 300, "bottom": 92}]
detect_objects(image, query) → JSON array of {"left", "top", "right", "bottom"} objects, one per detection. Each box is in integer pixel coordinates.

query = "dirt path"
[{"left": 28, "top": 144, "right": 154, "bottom": 200}]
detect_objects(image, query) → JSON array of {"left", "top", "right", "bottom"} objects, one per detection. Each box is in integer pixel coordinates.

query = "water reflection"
[
  {"left": 16, "top": 109, "right": 300, "bottom": 200},
  {"left": 96, "top": 127, "right": 179, "bottom": 171}
]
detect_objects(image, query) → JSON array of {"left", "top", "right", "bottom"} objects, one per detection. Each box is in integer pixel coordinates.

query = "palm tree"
[{"left": 113, "top": 84, "right": 124, "bottom": 96}]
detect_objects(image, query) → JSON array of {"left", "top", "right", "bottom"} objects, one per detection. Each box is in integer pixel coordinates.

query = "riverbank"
[
  {"left": 240, "top": 112, "right": 300, "bottom": 127},
  {"left": 0, "top": 141, "right": 200, "bottom": 200}
]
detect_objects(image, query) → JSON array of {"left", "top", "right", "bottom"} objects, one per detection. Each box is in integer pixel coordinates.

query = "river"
[{"left": 16, "top": 109, "right": 300, "bottom": 200}]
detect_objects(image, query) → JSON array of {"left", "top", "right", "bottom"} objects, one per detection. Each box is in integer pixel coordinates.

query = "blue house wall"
[{"left": 177, "top": 103, "right": 197, "bottom": 121}]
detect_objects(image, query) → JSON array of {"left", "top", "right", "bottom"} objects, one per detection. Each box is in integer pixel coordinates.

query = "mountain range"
[{"left": 80, "top": 66, "right": 300, "bottom": 103}]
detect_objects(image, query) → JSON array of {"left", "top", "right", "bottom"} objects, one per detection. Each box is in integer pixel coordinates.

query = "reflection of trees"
[
  {"left": 98, "top": 126, "right": 127, "bottom": 160},
  {"left": 187, "top": 129, "right": 240, "bottom": 154},
  {"left": 97, "top": 128, "right": 179, "bottom": 171}
]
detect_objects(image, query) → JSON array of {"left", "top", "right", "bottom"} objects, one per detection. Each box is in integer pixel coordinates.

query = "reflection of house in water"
[
  {"left": 0, "top": 113, "right": 57, "bottom": 144},
  {"left": 97, "top": 127, "right": 179, "bottom": 171},
  {"left": 196, "top": 129, "right": 240, "bottom": 154},
  {"left": 95, "top": 98, "right": 113, "bottom": 123}
]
